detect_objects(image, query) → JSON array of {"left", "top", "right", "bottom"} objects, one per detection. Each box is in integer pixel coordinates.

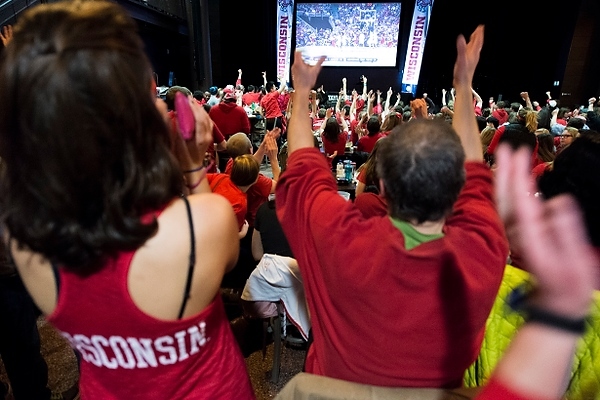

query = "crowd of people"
[{"left": 0, "top": 1, "right": 599, "bottom": 400}]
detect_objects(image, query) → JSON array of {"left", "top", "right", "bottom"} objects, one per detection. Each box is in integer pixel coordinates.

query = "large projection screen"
[{"left": 294, "top": 2, "right": 402, "bottom": 67}]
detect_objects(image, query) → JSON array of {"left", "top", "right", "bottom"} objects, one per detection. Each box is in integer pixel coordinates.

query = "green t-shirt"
[{"left": 390, "top": 217, "right": 444, "bottom": 250}]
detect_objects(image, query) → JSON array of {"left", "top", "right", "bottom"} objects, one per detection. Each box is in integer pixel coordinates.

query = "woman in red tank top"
[{"left": 0, "top": 2, "right": 255, "bottom": 399}]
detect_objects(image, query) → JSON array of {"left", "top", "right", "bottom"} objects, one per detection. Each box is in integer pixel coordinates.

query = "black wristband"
[
  {"left": 524, "top": 305, "right": 586, "bottom": 335},
  {"left": 508, "top": 283, "right": 587, "bottom": 335}
]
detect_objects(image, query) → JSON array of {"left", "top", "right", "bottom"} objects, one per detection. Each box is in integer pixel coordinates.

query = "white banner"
[
  {"left": 276, "top": 0, "right": 294, "bottom": 81},
  {"left": 401, "top": 0, "right": 434, "bottom": 94}
]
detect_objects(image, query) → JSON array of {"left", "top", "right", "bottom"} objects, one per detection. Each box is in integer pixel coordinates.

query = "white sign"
[
  {"left": 401, "top": 0, "right": 434, "bottom": 93},
  {"left": 276, "top": 0, "right": 295, "bottom": 81}
]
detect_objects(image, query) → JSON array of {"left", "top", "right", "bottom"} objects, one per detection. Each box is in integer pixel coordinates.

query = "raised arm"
[
  {"left": 288, "top": 51, "right": 326, "bottom": 154},
  {"left": 309, "top": 90, "right": 318, "bottom": 119},
  {"left": 471, "top": 87, "right": 483, "bottom": 109},
  {"left": 349, "top": 90, "right": 358, "bottom": 123},
  {"left": 171, "top": 96, "right": 214, "bottom": 195},
  {"left": 382, "top": 87, "right": 393, "bottom": 119},
  {"left": 254, "top": 127, "right": 281, "bottom": 164},
  {"left": 520, "top": 91, "right": 533, "bottom": 110},
  {"left": 1, "top": 25, "right": 14, "bottom": 47},
  {"left": 265, "top": 134, "right": 281, "bottom": 188},
  {"left": 478, "top": 144, "right": 599, "bottom": 400},
  {"left": 335, "top": 87, "right": 344, "bottom": 114},
  {"left": 452, "top": 25, "right": 484, "bottom": 161},
  {"left": 367, "top": 90, "right": 375, "bottom": 117},
  {"left": 361, "top": 75, "right": 368, "bottom": 100},
  {"left": 277, "top": 76, "right": 288, "bottom": 94},
  {"left": 236, "top": 68, "right": 242, "bottom": 88}
]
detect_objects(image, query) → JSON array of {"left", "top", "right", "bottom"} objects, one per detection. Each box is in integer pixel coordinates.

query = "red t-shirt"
[
  {"left": 321, "top": 132, "right": 347, "bottom": 159},
  {"left": 275, "top": 148, "right": 508, "bottom": 387},
  {"left": 242, "top": 92, "right": 261, "bottom": 106},
  {"left": 260, "top": 91, "right": 283, "bottom": 119},
  {"left": 225, "top": 160, "right": 273, "bottom": 227},
  {"left": 357, "top": 133, "right": 384, "bottom": 153},
  {"left": 278, "top": 92, "right": 291, "bottom": 113},
  {"left": 207, "top": 173, "right": 247, "bottom": 230}
]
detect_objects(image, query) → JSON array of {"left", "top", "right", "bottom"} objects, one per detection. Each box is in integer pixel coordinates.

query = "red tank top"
[{"left": 47, "top": 202, "right": 255, "bottom": 399}]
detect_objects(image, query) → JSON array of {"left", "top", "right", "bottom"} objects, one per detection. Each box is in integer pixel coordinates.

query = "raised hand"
[
  {"left": 267, "top": 126, "right": 281, "bottom": 141},
  {"left": 0, "top": 25, "right": 13, "bottom": 46},
  {"left": 265, "top": 134, "right": 278, "bottom": 159},
  {"left": 495, "top": 144, "right": 599, "bottom": 317},
  {"left": 173, "top": 97, "right": 213, "bottom": 172},
  {"left": 291, "top": 50, "right": 325, "bottom": 92}
]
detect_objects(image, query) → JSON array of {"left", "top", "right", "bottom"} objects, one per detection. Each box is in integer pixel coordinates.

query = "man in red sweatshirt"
[{"left": 275, "top": 26, "right": 509, "bottom": 388}]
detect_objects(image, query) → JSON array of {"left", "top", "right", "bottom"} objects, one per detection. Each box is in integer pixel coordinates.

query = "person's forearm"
[
  {"left": 270, "top": 156, "right": 281, "bottom": 181},
  {"left": 288, "top": 87, "right": 316, "bottom": 153},
  {"left": 487, "top": 323, "right": 580, "bottom": 399},
  {"left": 254, "top": 140, "right": 267, "bottom": 164},
  {"left": 453, "top": 83, "right": 483, "bottom": 161}
]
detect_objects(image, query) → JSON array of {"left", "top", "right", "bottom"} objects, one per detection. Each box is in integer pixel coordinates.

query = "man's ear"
[{"left": 378, "top": 178, "right": 386, "bottom": 197}]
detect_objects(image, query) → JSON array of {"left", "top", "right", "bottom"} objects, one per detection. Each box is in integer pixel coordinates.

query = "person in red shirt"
[
  {"left": 242, "top": 84, "right": 262, "bottom": 107},
  {"left": 208, "top": 86, "right": 251, "bottom": 140},
  {"left": 209, "top": 85, "right": 251, "bottom": 172},
  {"left": 260, "top": 78, "right": 287, "bottom": 134},
  {"left": 208, "top": 155, "right": 261, "bottom": 239},
  {"left": 225, "top": 131, "right": 280, "bottom": 228},
  {"left": 0, "top": 3, "right": 255, "bottom": 398},
  {"left": 319, "top": 108, "right": 349, "bottom": 168},
  {"left": 356, "top": 115, "right": 384, "bottom": 153},
  {"left": 276, "top": 26, "right": 509, "bottom": 388}
]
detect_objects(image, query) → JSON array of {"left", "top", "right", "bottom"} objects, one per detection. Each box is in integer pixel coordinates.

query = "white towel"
[{"left": 241, "top": 254, "right": 310, "bottom": 340}]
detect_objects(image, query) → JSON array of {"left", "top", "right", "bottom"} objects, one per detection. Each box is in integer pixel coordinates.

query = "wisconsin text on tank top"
[{"left": 60, "top": 320, "right": 209, "bottom": 369}]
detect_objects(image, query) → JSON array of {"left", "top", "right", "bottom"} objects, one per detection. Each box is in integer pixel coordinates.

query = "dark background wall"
[
  {"left": 210, "top": 0, "right": 600, "bottom": 109},
  {"left": 2, "top": 0, "right": 599, "bottom": 108}
]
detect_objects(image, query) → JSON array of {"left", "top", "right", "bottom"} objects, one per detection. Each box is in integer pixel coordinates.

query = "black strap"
[
  {"left": 177, "top": 196, "right": 196, "bottom": 320},
  {"left": 51, "top": 262, "right": 61, "bottom": 295}
]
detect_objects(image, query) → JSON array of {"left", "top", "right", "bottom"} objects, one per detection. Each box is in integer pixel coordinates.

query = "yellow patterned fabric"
[{"left": 464, "top": 265, "right": 600, "bottom": 400}]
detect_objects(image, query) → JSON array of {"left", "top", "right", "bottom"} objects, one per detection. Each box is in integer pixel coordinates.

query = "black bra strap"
[
  {"left": 51, "top": 262, "right": 61, "bottom": 295},
  {"left": 177, "top": 196, "right": 196, "bottom": 320}
]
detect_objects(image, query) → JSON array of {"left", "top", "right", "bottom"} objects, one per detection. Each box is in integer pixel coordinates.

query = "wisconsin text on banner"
[
  {"left": 401, "top": 0, "right": 434, "bottom": 94},
  {"left": 277, "top": 0, "right": 295, "bottom": 80}
]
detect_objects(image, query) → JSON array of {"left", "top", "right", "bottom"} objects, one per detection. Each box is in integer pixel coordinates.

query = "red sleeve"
[
  {"left": 232, "top": 197, "right": 247, "bottom": 231},
  {"left": 357, "top": 168, "right": 367, "bottom": 183},
  {"left": 486, "top": 125, "right": 505, "bottom": 155},
  {"left": 476, "top": 377, "right": 554, "bottom": 400}
]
